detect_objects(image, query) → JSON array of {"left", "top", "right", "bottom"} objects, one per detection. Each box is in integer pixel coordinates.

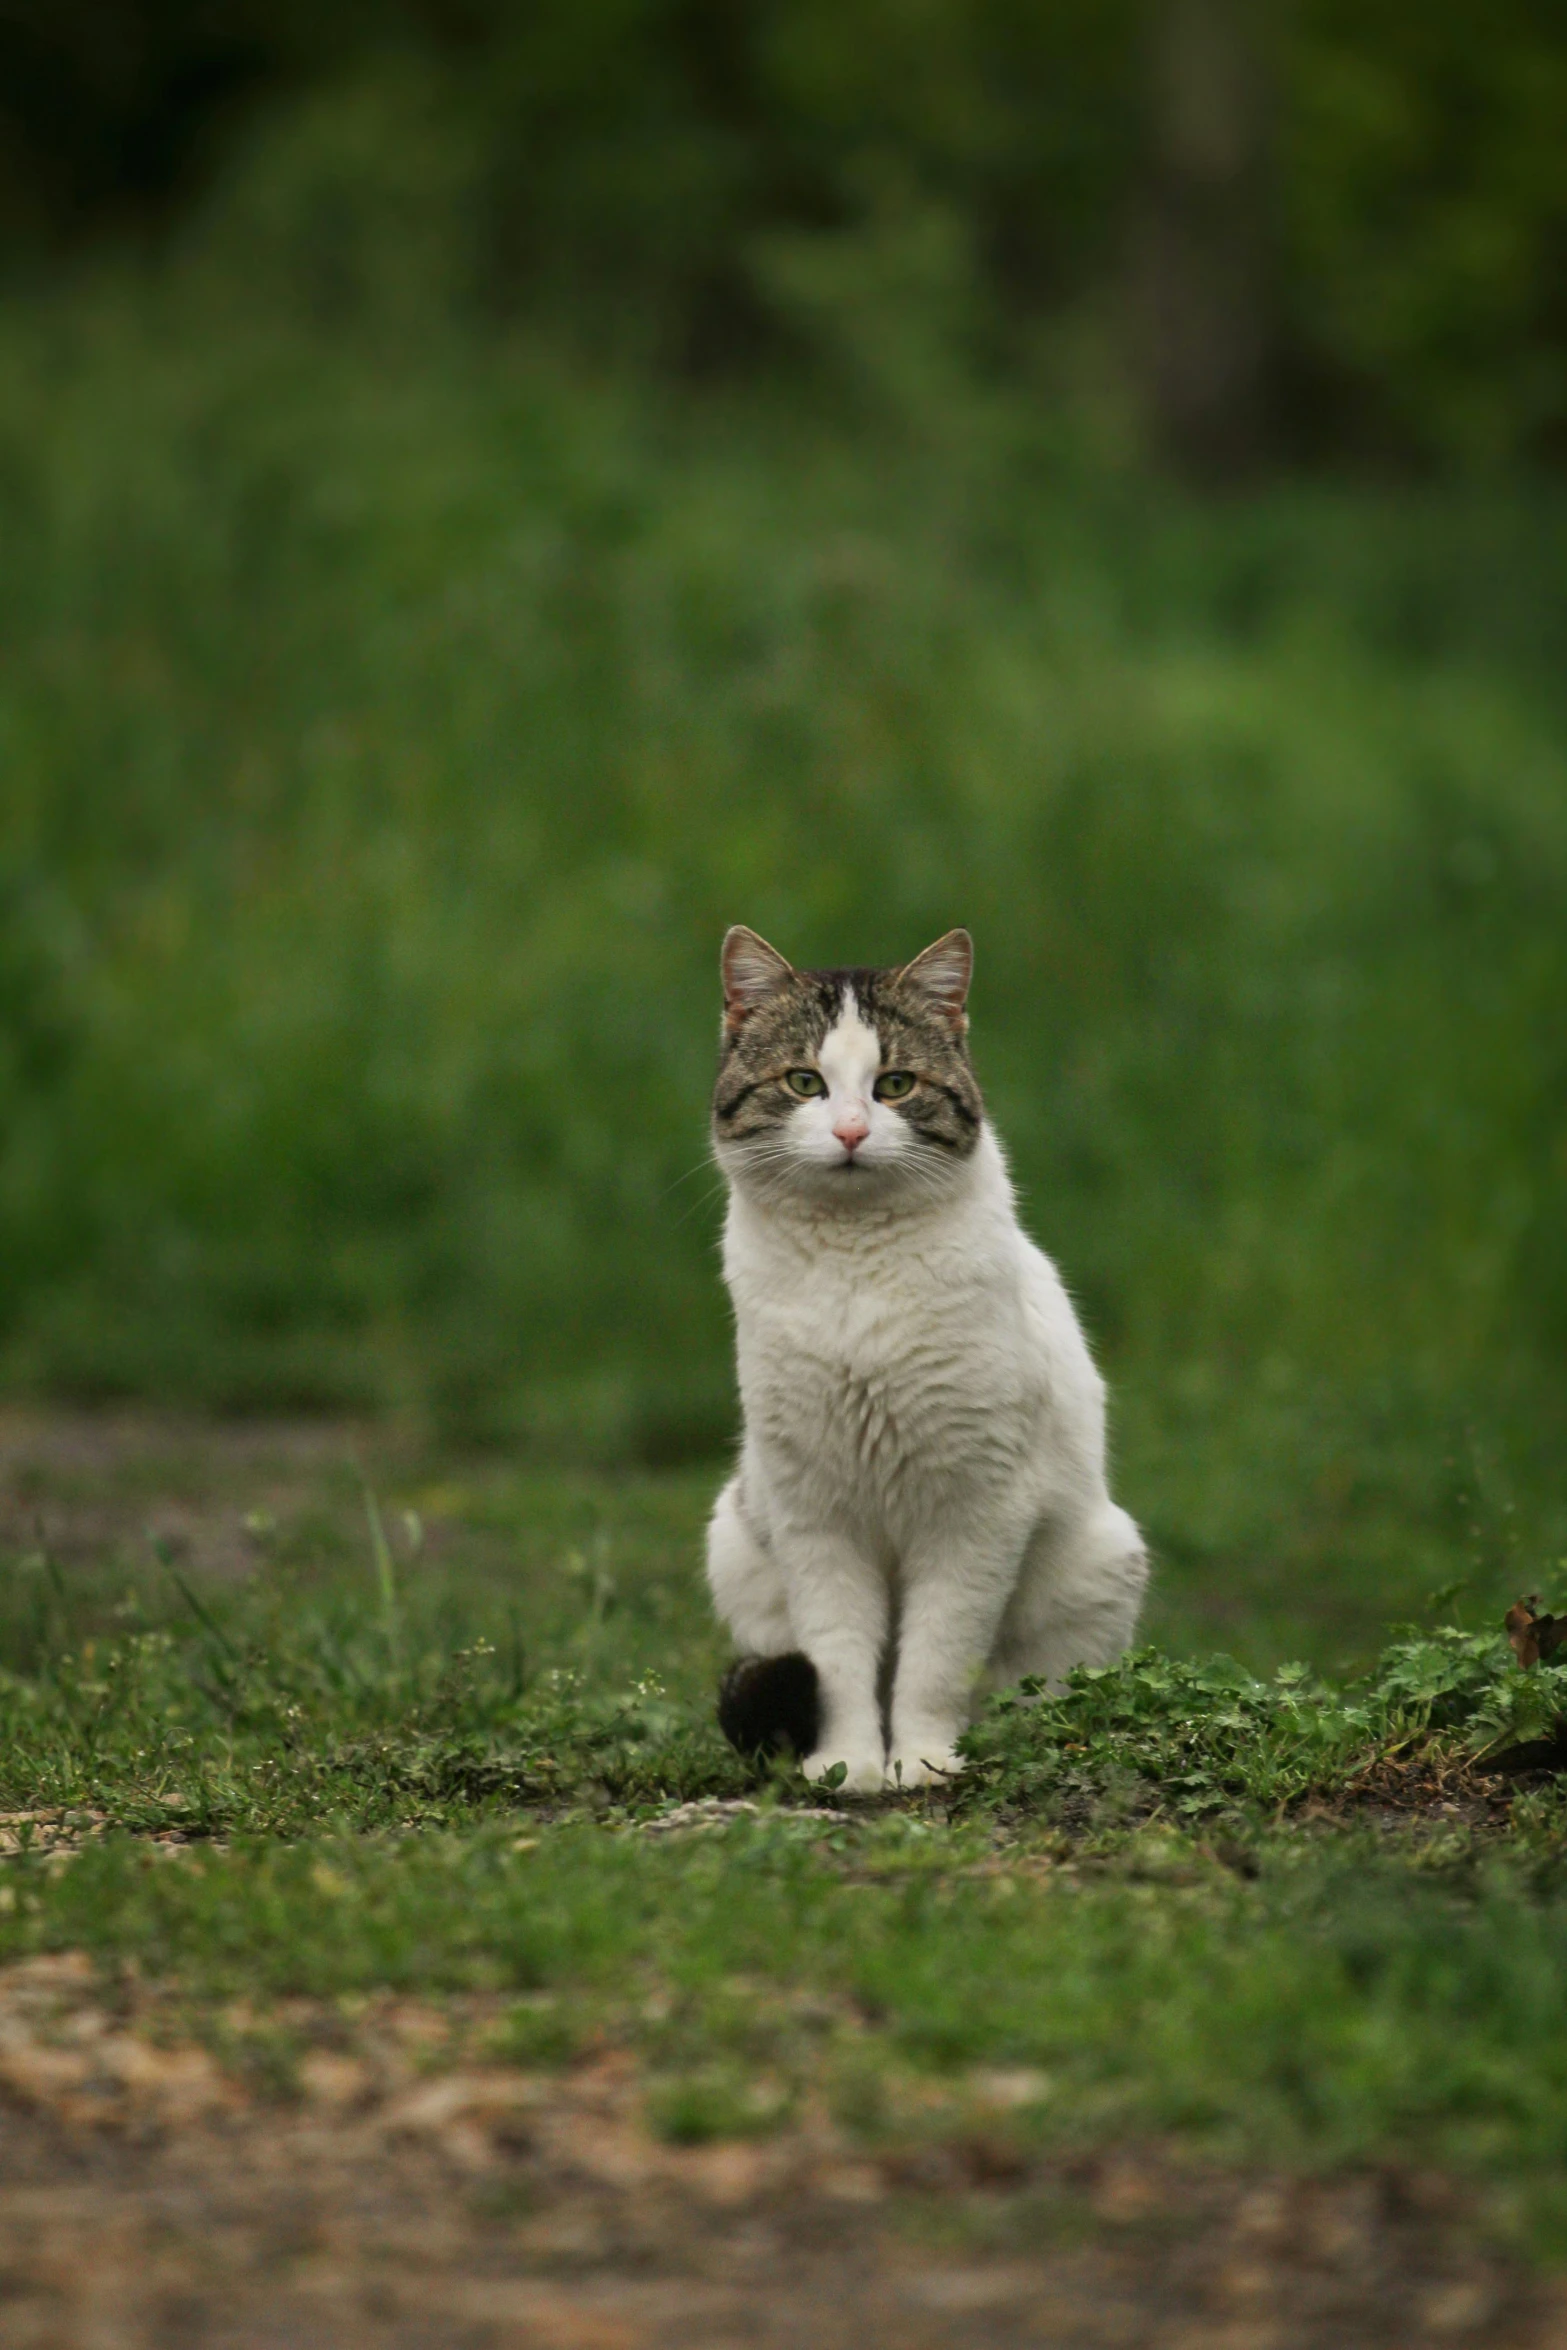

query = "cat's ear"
[
  {"left": 897, "top": 929, "right": 972, "bottom": 1028},
  {"left": 721, "top": 926, "right": 795, "bottom": 1029}
]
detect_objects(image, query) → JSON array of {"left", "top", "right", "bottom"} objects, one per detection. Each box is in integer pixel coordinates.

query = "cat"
[{"left": 706, "top": 924, "right": 1148, "bottom": 1792}]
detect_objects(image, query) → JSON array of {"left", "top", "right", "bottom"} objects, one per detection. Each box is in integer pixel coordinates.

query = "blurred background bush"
[
  {"left": 6, "top": 1, "right": 1566, "bottom": 466},
  {"left": 1, "top": 1, "right": 1565, "bottom": 1642}
]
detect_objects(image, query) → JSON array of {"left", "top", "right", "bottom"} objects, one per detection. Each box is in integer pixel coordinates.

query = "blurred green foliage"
[
  {"left": 1, "top": 17, "right": 1566, "bottom": 1638},
  {"left": 3, "top": 0, "right": 1566, "bottom": 467},
  {"left": 2, "top": 224, "right": 1566, "bottom": 1632}
]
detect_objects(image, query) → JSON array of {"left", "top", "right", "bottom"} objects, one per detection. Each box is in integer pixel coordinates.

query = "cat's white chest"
[{"left": 722, "top": 1160, "right": 1059, "bottom": 1546}]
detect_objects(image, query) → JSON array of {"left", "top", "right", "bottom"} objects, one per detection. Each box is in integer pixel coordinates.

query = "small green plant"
[{"left": 646, "top": 2067, "right": 792, "bottom": 2146}]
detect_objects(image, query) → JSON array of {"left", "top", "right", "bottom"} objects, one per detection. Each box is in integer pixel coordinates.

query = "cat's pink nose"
[{"left": 833, "top": 1109, "right": 871, "bottom": 1153}]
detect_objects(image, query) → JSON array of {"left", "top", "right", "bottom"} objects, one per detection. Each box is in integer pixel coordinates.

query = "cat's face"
[{"left": 712, "top": 928, "right": 984, "bottom": 1203}]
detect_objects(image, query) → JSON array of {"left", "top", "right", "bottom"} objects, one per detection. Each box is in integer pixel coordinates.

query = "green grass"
[
  {"left": 8, "top": 1442, "right": 1567, "bottom": 2230},
  {"left": 19, "top": 1816, "right": 1567, "bottom": 2187},
  {"left": 2, "top": 1473, "right": 1556, "bottom": 1839}
]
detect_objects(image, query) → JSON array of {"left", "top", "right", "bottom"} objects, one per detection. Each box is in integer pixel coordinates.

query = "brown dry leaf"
[
  {"left": 381, "top": 2067, "right": 544, "bottom": 2169},
  {"left": 1506, "top": 1599, "right": 1542, "bottom": 1667},
  {"left": 1505, "top": 1596, "right": 1567, "bottom": 1668},
  {"left": 297, "top": 2050, "right": 372, "bottom": 2110},
  {"left": 95, "top": 2034, "right": 229, "bottom": 2123},
  {"left": 2, "top": 1950, "right": 95, "bottom": 1988},
  {"left": 0, "top": 2039, "right": 94, "bottom": 2111}
]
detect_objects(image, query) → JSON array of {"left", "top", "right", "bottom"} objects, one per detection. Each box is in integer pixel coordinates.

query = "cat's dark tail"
[{"left": 717, "top": 1652, "right": 820, "bottom": 1760}]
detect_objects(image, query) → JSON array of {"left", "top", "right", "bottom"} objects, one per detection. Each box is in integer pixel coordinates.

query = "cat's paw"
[
  {"left": 885, "top": 1746, "right": 965, "bottom": 1791},
  {"left": 802, "top": 1746, "right": 887, "bottom": 1796}
]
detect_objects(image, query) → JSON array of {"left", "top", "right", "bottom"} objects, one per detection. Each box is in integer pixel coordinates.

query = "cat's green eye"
[
  {"left": 784, "top": 1068, "right": 827, "bottom": 1098},
  {"left": 875, "top": 1070, "right": 917, "bottom": 1101}
]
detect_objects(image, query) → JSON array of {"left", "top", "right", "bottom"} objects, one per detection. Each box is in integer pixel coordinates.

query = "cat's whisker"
[
  {"left": 669, "top": 1176, "right": 732, "bottom": 1232},
  {"left": 658, "top": 1153, "right": 725, "bottom": 1201}
]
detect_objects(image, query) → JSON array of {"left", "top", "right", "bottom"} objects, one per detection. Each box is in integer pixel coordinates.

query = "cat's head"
[{"left": 711, "top": 927, "right": 984, "bottom": 1203}]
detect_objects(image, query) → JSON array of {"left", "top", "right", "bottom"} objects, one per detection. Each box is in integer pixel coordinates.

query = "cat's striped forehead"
[
  {"left": 719, "top": 965, "right": 936, "bottom": 1076},
  {"left": 726, "top": 968, "right": 886, "bottom": 1063}
]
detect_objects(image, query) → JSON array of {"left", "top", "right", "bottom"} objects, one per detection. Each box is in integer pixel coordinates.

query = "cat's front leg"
[
  {"left": 778, "top": 1528, "right": 889, "bottom": 1794},
  {"left": 888, "top": 1530, "right": 1025, "bottom": 1789}
]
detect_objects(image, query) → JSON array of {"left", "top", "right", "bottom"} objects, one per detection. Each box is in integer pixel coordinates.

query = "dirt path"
[
  {"left": 3, "top": 2090, "right": 1560, "bottom": 2350},
  {"left": 0, "top": 1947, "right": 1555, "bottom": 2350}
]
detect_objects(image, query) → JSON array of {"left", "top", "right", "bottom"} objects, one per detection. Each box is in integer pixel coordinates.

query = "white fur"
[{"left": 708, "top": 993, "right": 1148, "bottom": 1792}]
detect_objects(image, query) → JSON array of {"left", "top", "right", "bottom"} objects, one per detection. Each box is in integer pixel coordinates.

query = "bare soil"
[
  {"left": 2, "top": 2087, "right": 1562, "bottom": 2349},
  {"left": 0, "top": 1949, "right": 1557, "bottom": 2350},
  {"left": 0, "top": 1405, "right": 398, "bottom": 1587}
]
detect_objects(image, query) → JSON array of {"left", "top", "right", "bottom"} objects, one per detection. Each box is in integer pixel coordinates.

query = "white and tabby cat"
[{"left": 707, "top": 925, "right": 1147, "bottom": 1792}]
